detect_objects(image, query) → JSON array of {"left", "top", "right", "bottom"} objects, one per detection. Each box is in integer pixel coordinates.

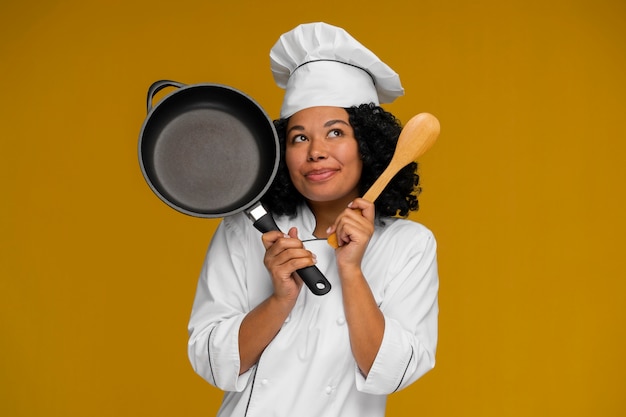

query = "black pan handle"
[
  {"left": 247, "top": 204, "right": 331, "bottom": 296},
  {"left": 146, "top": 80, "right": 185, "bottom": 113}
]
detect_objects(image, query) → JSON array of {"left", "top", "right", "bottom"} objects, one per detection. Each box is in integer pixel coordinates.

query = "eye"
[
  {"left": 328, "top": 129, "right": 343, "bottom": 138},
  {"left": 291, "top": 134, "right": 308, "bottom": 143}
]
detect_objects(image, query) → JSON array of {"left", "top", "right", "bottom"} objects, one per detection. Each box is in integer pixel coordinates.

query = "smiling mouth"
[{"left": 305, "top": 169, "right": 337, "bottom": 182}]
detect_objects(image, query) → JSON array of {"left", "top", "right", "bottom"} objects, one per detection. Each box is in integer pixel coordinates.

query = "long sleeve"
[
  {"left": 187, "top": 214, "right": 272, "bottom": 391},
  {"left": 356, "top": 220, "right": 439, "bottom": 394}
]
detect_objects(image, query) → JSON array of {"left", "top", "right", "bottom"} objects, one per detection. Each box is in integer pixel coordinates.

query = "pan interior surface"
[{"left": 141, "top": 86, "right": 278, "bottom": 217}]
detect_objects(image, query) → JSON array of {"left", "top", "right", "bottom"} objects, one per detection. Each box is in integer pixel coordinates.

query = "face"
[{"left": 285, "top": 106, "right": 362, "bottom": 204}]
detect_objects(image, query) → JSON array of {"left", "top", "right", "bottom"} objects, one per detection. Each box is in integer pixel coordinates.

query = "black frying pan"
[{"left": 138, "top": 80, "right": 331, "bottom": 295}]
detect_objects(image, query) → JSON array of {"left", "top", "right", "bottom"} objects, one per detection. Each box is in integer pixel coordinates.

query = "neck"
[{"left": 307, "top": 194, "right": 357, "bottom": 238}]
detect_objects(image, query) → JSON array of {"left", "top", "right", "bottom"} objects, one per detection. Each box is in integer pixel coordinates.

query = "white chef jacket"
[{"left": 188, "top": 204, "right": 438, "bottom": 417}]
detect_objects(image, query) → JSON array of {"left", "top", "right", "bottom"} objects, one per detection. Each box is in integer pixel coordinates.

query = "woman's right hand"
[
  {"left": 261, "top": 227, "right": 312, "bottom": 302},
  {"left": 238, "top": 227, "right": 309, "bottom": 373}
]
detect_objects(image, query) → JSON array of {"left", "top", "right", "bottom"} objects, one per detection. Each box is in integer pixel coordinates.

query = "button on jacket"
[{"left": 188, "top": 205, "right": 439, "bottom": 417}]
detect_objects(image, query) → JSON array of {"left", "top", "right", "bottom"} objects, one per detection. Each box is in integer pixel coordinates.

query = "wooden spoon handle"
[{"left": 361, "top": 167, "right": 400, "bottom": 203}]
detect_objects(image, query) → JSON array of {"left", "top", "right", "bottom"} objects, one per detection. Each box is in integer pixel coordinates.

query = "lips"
[{"left": 304, "top": 168, "right": 338, "bottom": 182}]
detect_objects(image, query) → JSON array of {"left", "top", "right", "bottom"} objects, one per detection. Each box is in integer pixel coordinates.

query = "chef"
[{"left": 188, "top": 22, "right": 439, "bottom": 417}]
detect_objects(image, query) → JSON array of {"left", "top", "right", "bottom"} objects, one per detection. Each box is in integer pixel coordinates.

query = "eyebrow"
[
  {"left": 324, "top": 119, "right": 350, "bottom": 128},
  {"left": 286, "top": 119, "right": 351, "bottom": 135}
]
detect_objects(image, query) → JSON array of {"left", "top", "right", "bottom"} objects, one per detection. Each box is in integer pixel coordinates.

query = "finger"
[
  {"left": 272, "top": 247, "right": 316, "bottom": 268},
  {"left": 264, "top": 227, "right": 316, "bottom": 271},
  {"left": 267, "top": 227, "right": 305, "bottom": 256},
  {"left": 261, "top": 230, "right": 289, "bottom": 250},
  {"left": 348, "top": 198, "right": 375, "bottom": 222},
  {"left": 335, "top": 213, "right": 374, "bottom": 247},
  {"left": 337, "top": 220, "right": 358, "bottom": 246},
  {"left": 263, "top": 229, "right": 305, "bottom": 255}
]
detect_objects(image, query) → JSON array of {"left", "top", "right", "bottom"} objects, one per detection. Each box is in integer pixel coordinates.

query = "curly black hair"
[{"left": 260, "top": 103, "right": 421, "bottom": 218}]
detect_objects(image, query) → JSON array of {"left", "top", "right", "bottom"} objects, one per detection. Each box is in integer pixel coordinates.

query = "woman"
[{"left": 188, "top": 22, "right": 439, "bottom": 417}]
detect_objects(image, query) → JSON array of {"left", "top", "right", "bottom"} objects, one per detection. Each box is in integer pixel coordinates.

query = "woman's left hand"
[
  {"left": 328, "top": 198, "right": 375, "bottom": 269},
  {"left": 328, "top": 198, "right": 382, "bottom": 376}
]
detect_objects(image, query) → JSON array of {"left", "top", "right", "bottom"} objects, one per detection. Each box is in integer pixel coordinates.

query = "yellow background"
[{"left": 2, "top": 0, "right": 625, "bottom": 416}]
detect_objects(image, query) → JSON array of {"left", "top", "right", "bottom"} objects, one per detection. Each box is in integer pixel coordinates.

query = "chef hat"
[{"left": 270, "top": 22, "right": 404, "bottom": 118}]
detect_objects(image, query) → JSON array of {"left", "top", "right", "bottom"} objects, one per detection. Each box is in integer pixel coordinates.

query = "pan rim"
[{"left": 138, "top": 81, "right": 280, "bottom": 218}]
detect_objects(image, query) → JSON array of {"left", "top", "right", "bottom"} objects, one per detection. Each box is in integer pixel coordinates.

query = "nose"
[{"left": 307, "top": 139, "right": 328, "bottom": 162}]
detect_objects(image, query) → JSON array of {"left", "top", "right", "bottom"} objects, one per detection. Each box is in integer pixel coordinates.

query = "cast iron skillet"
[{"left": 138, "top": 80, "right": 331, "bottom": 295}]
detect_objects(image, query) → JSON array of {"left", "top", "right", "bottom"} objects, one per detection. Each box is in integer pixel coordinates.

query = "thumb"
[{"left": 288, "top": 227, "right": 299, "bottom": 239}]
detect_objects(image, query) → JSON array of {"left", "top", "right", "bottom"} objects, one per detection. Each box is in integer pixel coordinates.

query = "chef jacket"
[{"left": 188, "top": 204, "right": 439, "bottom": 417}]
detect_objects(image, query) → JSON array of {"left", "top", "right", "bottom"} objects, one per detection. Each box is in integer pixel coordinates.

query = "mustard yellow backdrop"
[{"left": 2, "top": 0, "right": 624, "bottom": 416}]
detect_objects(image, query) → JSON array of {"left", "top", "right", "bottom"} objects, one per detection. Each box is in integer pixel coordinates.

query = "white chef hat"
[{"left": 270, "top": 22, "right": 404, "bottom": 118}]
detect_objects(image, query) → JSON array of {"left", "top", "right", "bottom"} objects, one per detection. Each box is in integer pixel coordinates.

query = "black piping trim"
[
  {"left": 243, "top": 361, "right": 259, "bottom": 417},
  {"left": 207, "top": 327, "right": 217, "bottom": 385},
  {"left": 301, "top": 237, "right": 328, "bottom": 243},
  {"left": 393, "top": 346, "right": 414, "bottom": 393},
  {"left": 292, "top": 59, "right": 377, "bottom": 85}
]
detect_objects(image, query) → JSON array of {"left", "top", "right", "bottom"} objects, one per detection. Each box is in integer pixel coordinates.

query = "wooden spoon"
[{"left": 327, "top": 112, "right": 440, "bottom": 248}]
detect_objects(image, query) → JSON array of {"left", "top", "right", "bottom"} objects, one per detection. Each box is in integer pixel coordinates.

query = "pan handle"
[
  {"left": 146, "top": 80, "right": 186, "bottom": 113},
  {"left": 247, "top": 204, "right": 332, "bottom": 296}
]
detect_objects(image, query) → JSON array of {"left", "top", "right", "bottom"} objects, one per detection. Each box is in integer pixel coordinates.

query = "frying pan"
[{"left": 138, "top": 80, "right": 331, "bottom": 295}]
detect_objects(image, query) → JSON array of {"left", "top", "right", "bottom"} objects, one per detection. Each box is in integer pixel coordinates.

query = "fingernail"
[
  {"left": 347, "top": 202, "right": 353, "bottom": 208},
  {"left": 326, "top": 226, "right": 332, "bottom": 234}
]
